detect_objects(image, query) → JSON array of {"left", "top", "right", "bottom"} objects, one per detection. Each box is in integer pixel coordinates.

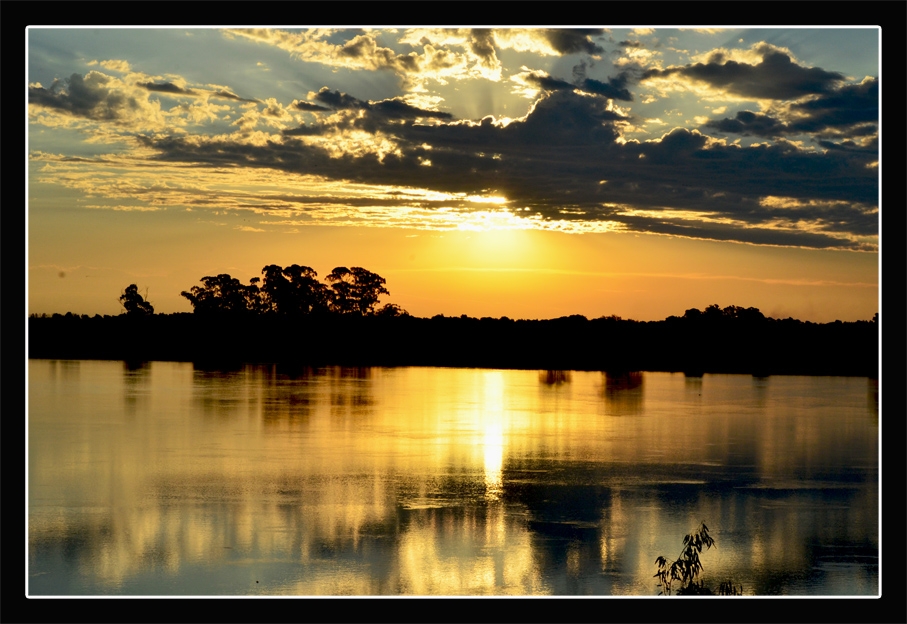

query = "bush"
[{"left": 654, "top": 522, "right": 742, "bottom": 595}]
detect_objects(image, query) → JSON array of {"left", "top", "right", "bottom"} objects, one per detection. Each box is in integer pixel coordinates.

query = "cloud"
[
  {"left": 541, "top": 29, "right": 605, "bottom": 55},
  {"left": 137, "top": 81, "right": 197, "bottom": 96},
  {"left": 337, "top": 33, "right": 419, "bottom": 72},
  {"left": 642, "top": 44, "right": 846, "bottom": 100},
  {"left": 212, "top": 89, "right": 259, "bottom": 103},
  {"left": 98, "top": 59, "right": 131, "bottom": 73},
  {"left": 257, "top": 97, "right": 295, "bottom": 129},
  {"left": 293, "top": 100, "right": 330, "bottom": 112},
  {"left": 28, "top": 71, "right": 169, "bottom": 130},
  {"left": 226, "top": 28, "right": 608, "bottom": 93},
  {"left": 705, "top": 110, "right": 787, "bottom": 137},
  {"left": 31, "top": 30, "right": 876, "bottom": 254},
  {"left": 225, "top": 28, "right": 437, "bottom": 87},
  {"left": 704, "top": 77, "right": 878, "bottom": 141},
  {"left": 28, "top": 70, "right": 270, "bottom": 133},
  {"left": 468, "top": 29, "right": 498, "bottom": 70},
  {"left": 30, "top": 72, "right": 130, "bottom": 121},
  {"left": 490, "top": 29, "right": 607, "bottom": 58},
  {"left": 579, "top": 75, "right": 633, "bottom": 101},
  {"left": 514, "top": 69, "right": 633, "bottom": 102},
  {"left": 788, "top": 77, "right": 878, "bottom": 131},
  {"left": 309, "top": 87, "right": 453, "bottom": 121},
  {"left": 607, "top": 211, "right": 869, "bottom": 250},
  {"left": 132, "top": 83, "right": 875, "bottom": 251},
  {"left": 677, "top": 28, "right": 726, "bottom": 35}
]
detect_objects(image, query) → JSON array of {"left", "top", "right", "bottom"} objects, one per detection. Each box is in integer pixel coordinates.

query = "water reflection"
[
  {"left": 539, "top": 370, "right": 571, "bottom": 385},
  {"left": 603, "top": 372, "right": 643, "bottom": 415},
  {"left": 28, "top": 362, "right": 878, "bottom": 596},
  {"left": 122, "top": 361, "right": 151, "bottom": 416},
  {"left": 867, "top": 378, "right": 878, "bottom": 424}
]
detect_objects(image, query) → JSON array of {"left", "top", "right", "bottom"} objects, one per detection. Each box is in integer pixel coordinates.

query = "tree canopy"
[
  {"left": 325, "top": 266, "right": 390, "bottom": 316},
  {"left": 260, "top": 264, "right": 328, "bottom": 316},
  {"left": 120, "top": 284, "right": 154, "bottom": 316},
  {"left": 181, "top": 264, "right": 399, "bottom": 318},
  {"left": 180, "top": 274, "right": 263, "bottom": 316}
]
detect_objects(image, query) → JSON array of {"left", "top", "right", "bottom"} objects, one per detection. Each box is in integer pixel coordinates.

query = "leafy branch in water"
[{"left": 654, "top": 522, "right": 742, "bottom": 595}]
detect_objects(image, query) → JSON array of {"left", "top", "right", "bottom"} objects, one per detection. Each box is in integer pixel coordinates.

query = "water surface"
[{"left": 28, "top": 361, "right": 878, "bottom": 595}]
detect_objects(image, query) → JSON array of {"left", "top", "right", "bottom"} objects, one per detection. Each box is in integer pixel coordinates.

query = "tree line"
[
  {"left": 119, "top": 265, "right": 406, "bottom": 318},
  {"left": 32, "top": 278, "right": 878, "bottom": 377},
  {"left": 66, "top": 277, "right": 880, "bottom": 330}
]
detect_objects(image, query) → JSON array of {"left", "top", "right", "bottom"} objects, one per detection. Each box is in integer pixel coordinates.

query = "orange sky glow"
[{"left": 28, "top": 27, "right": 879, "bottom": 321}]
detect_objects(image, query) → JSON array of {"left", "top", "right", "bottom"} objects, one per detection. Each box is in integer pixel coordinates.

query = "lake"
[{"left": 27, "top": 360, "right": 879, "bottom": 596}]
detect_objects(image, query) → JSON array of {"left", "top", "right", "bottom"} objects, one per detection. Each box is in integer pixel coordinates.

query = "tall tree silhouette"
[
  {"left": 260, "top": 264, "right": 327, "bottom": 316},
  {"left": 119, "top": 284, "right": 154, "bottom": 316},
  {"left": 181, "top": 274, "right": 263, "bottom": 316},
  {"left": 325, "top": 267, "right": 390, "bottom": 316}
]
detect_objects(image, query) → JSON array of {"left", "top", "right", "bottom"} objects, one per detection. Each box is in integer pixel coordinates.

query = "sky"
[{"left": 27, "top": 27, "right": 880, "bottom": 322}]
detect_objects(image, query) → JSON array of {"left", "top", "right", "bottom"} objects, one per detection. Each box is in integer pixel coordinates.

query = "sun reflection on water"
[{"left": 28, "top": 362, "right": 879, "bottom": 596}]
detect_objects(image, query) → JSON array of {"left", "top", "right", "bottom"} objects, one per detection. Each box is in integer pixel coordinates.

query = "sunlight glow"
[
  {"left": 482, "top": 372, "right": 505, "bottom": 502},
  {"left": 454, "top": 210, "right": 529, "bottom": 232},
  {"left": 465, "top": 195, "right": 508, "bottom": 205}
]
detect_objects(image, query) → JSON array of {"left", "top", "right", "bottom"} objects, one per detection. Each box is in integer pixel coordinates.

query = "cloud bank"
[{"left": 28, "top": 29, "right": 879, "bottom": 251}]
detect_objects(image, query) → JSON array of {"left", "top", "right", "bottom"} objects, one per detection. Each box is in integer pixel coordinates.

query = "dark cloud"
[
  {"left": 608, "top": 213, "right": 867, "bottom": 250},
  {"left": 579, "top": 75, "right": 632, "bottom": 101},
  {"left": 619, "top": 40, "right": 643, "bottom": 48},
  {"left": 501, "top": 90, "right": 624, "bottom": 145},
  {"left": 705, "top": 110, "right": 788, "bottom": 137},
  {"left": 293, "top": 100, "right": 330, "bottom": 112},
  {"left": 542, "top": 29, "right": 605, "bottom": 55},
  {"left": 468, "top": 29, "right": 497, "bottom": 68},
  {"left": 817, "top": 137, "right": 878, "bottom": 154},
  {"left": 280, "top": 124, "right": 324, "bottom": 137},
  {"left": 523, "top": 73, "right": 574, "bottom": 92},
  {"left": 642, "top": 49, "right": 845, "bottom": 100},
  {"left": 213, "top": 90, "right": 259, "bottom": 103},
  {"left": 29, "top": 72, "right": 137, "bottom": 121},
  {"left": 145, "top": 88, "right": 876, "bottom": 251},
  {"left": 339, "top": 36, "right": 373, "bottom": 58},
  {"left": 789, "top": 78, "right": 878, "bottom": 131},
  {"left": 370, "top": 99, "right": 453, "bottom": 120},
  {"left": 312, "top": 88, "right": 363, "bottom": 110},
  {"left": 311, "top": 87, "right": 453, "bottom": 120},
  {"left": 137, "top": 81, "right": 196, "bottom": 96},
  {"left": 704, "top": 77, "right": 878, "bottom": 140},
  {"left": 572, "top": 60, "right": 589, "bottom": 83},
  {"left": 523, "top": 71, "right": 633, "bottom": 102},
  {"left": 338, "top": 34, "right": 419, "bottom": 72}
]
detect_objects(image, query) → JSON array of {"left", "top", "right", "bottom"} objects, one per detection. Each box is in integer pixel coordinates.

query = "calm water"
[{"left": 27, "top": 360, "right": 879, "bottom": 596}]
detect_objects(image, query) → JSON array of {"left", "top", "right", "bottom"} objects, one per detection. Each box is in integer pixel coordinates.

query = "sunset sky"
[{"left": 27, "top": 27, "right": 879, "bottom": 321}]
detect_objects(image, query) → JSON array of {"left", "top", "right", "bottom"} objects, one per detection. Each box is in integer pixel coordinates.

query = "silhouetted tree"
[
  {"left": 653, "top": 522, "right": 744, "bottom": 595},
  {"left": 683, "top": 307, "right": 702, "bottom": 320},
  {"left": 325, "top": 266, "right": 390, "bottom": 316},
  {"left": 246, "top": 277, "right": 269, "bottom": 314},
  {"left": 119, "top": 284, "right": 154, "bottom": 316},
  {"left": 703, "top": 304, "right": 723, "bottom": 321},
  {"left": 718, "top": 305, "right": 765, "bottom": 321},
  {"left": 260, "top": 264, "right": 328, "bottom": 316},
  {"left": 181, "top": 274, "right": 263, "bottom": 316},
  {"left": 375, "top": 303, "right": 408, "bottom": 317}
]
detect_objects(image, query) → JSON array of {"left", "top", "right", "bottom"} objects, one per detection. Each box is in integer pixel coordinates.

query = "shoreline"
[{"left": 28, "top": 314, "right": 878, "bottom": 378}]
